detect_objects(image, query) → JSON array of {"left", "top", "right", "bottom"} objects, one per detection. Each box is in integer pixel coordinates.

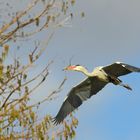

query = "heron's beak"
[
  {"left": 62, "top": 66, "right": 70, "bottom": 71},
  {"left": 62, "top": 67, "right": 68, "bottom": 71}
]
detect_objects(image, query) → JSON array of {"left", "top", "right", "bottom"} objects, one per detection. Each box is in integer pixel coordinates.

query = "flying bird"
[{"left": 53, "top": 62, "right": 140, "bottom": 125}]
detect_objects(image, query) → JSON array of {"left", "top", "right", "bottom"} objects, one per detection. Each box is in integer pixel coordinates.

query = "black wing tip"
[
  {"left": 52, "top": 117, "right": 63, "bottom": 125},
  {"left": 116, "top": 62, "right": 140, "bottom": 72}
]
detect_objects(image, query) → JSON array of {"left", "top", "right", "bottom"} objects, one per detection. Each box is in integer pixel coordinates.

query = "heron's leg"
[
  {"left": 108, "top": 75, "right": 132, "bottom": 90},
  {"left": 108, "top": 75, "right": 122, "bottom": 85}
]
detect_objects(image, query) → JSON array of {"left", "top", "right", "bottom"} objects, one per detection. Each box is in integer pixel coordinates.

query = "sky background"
[
  {"left": 4, "top": 0, "right": 140, "bottom": 139},
  {"left": 41, "top": 0, "right": 140, "bottom": 140},
  {"left": 44, "top": 0, "right": 140, "bottom": 139}
]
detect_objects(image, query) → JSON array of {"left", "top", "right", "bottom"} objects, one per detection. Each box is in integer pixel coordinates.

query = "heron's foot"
[{"left": 120, "top": 83, "right": 132, "bottom": 91}]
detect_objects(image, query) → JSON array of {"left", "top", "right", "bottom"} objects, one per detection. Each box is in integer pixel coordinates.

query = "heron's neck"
[{"left": 80, "top": 68, "right": 94, "bottom": 77}]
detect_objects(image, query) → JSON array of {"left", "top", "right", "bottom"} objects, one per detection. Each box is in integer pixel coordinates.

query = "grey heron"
[{"left": 53, "top": 62, "right": 140, "bottom": 125}]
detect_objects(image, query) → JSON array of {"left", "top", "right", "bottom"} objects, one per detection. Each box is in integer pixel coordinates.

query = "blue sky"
[
  {"left": 43, "top": 0, "right": 140, "bottom": 139},
  {"left": 6, "top": 0, "right": 140, "bottom": 139}
]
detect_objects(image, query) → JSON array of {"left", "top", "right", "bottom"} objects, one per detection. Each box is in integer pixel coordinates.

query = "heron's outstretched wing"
[
  {"left": 102, "top": 62, "right": 140, "bottom": 77},
  {"left": 53, "top": 77, "right": 108, "bottom": 125}
]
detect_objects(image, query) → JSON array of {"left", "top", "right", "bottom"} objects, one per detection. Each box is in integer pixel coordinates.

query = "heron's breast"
[{"left": 93, "top": 69, "right": 109, "bottom": 82}]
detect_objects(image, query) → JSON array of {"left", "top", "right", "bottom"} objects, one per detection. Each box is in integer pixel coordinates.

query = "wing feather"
[
  {"left": 53, "top": 77, "right": 107, "bottom": 124},
  {"left": 102, "top": 62, "right": 140, "bottom": 77}
]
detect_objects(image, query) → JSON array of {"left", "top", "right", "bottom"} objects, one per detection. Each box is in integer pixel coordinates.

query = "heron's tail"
[{"left": 120, "top": 83, "right": 132, "bottom": 91}]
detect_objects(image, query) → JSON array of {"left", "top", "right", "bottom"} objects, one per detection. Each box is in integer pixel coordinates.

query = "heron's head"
[{"left": 63, "top": 65, "right": 85, "bottom": 72}]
